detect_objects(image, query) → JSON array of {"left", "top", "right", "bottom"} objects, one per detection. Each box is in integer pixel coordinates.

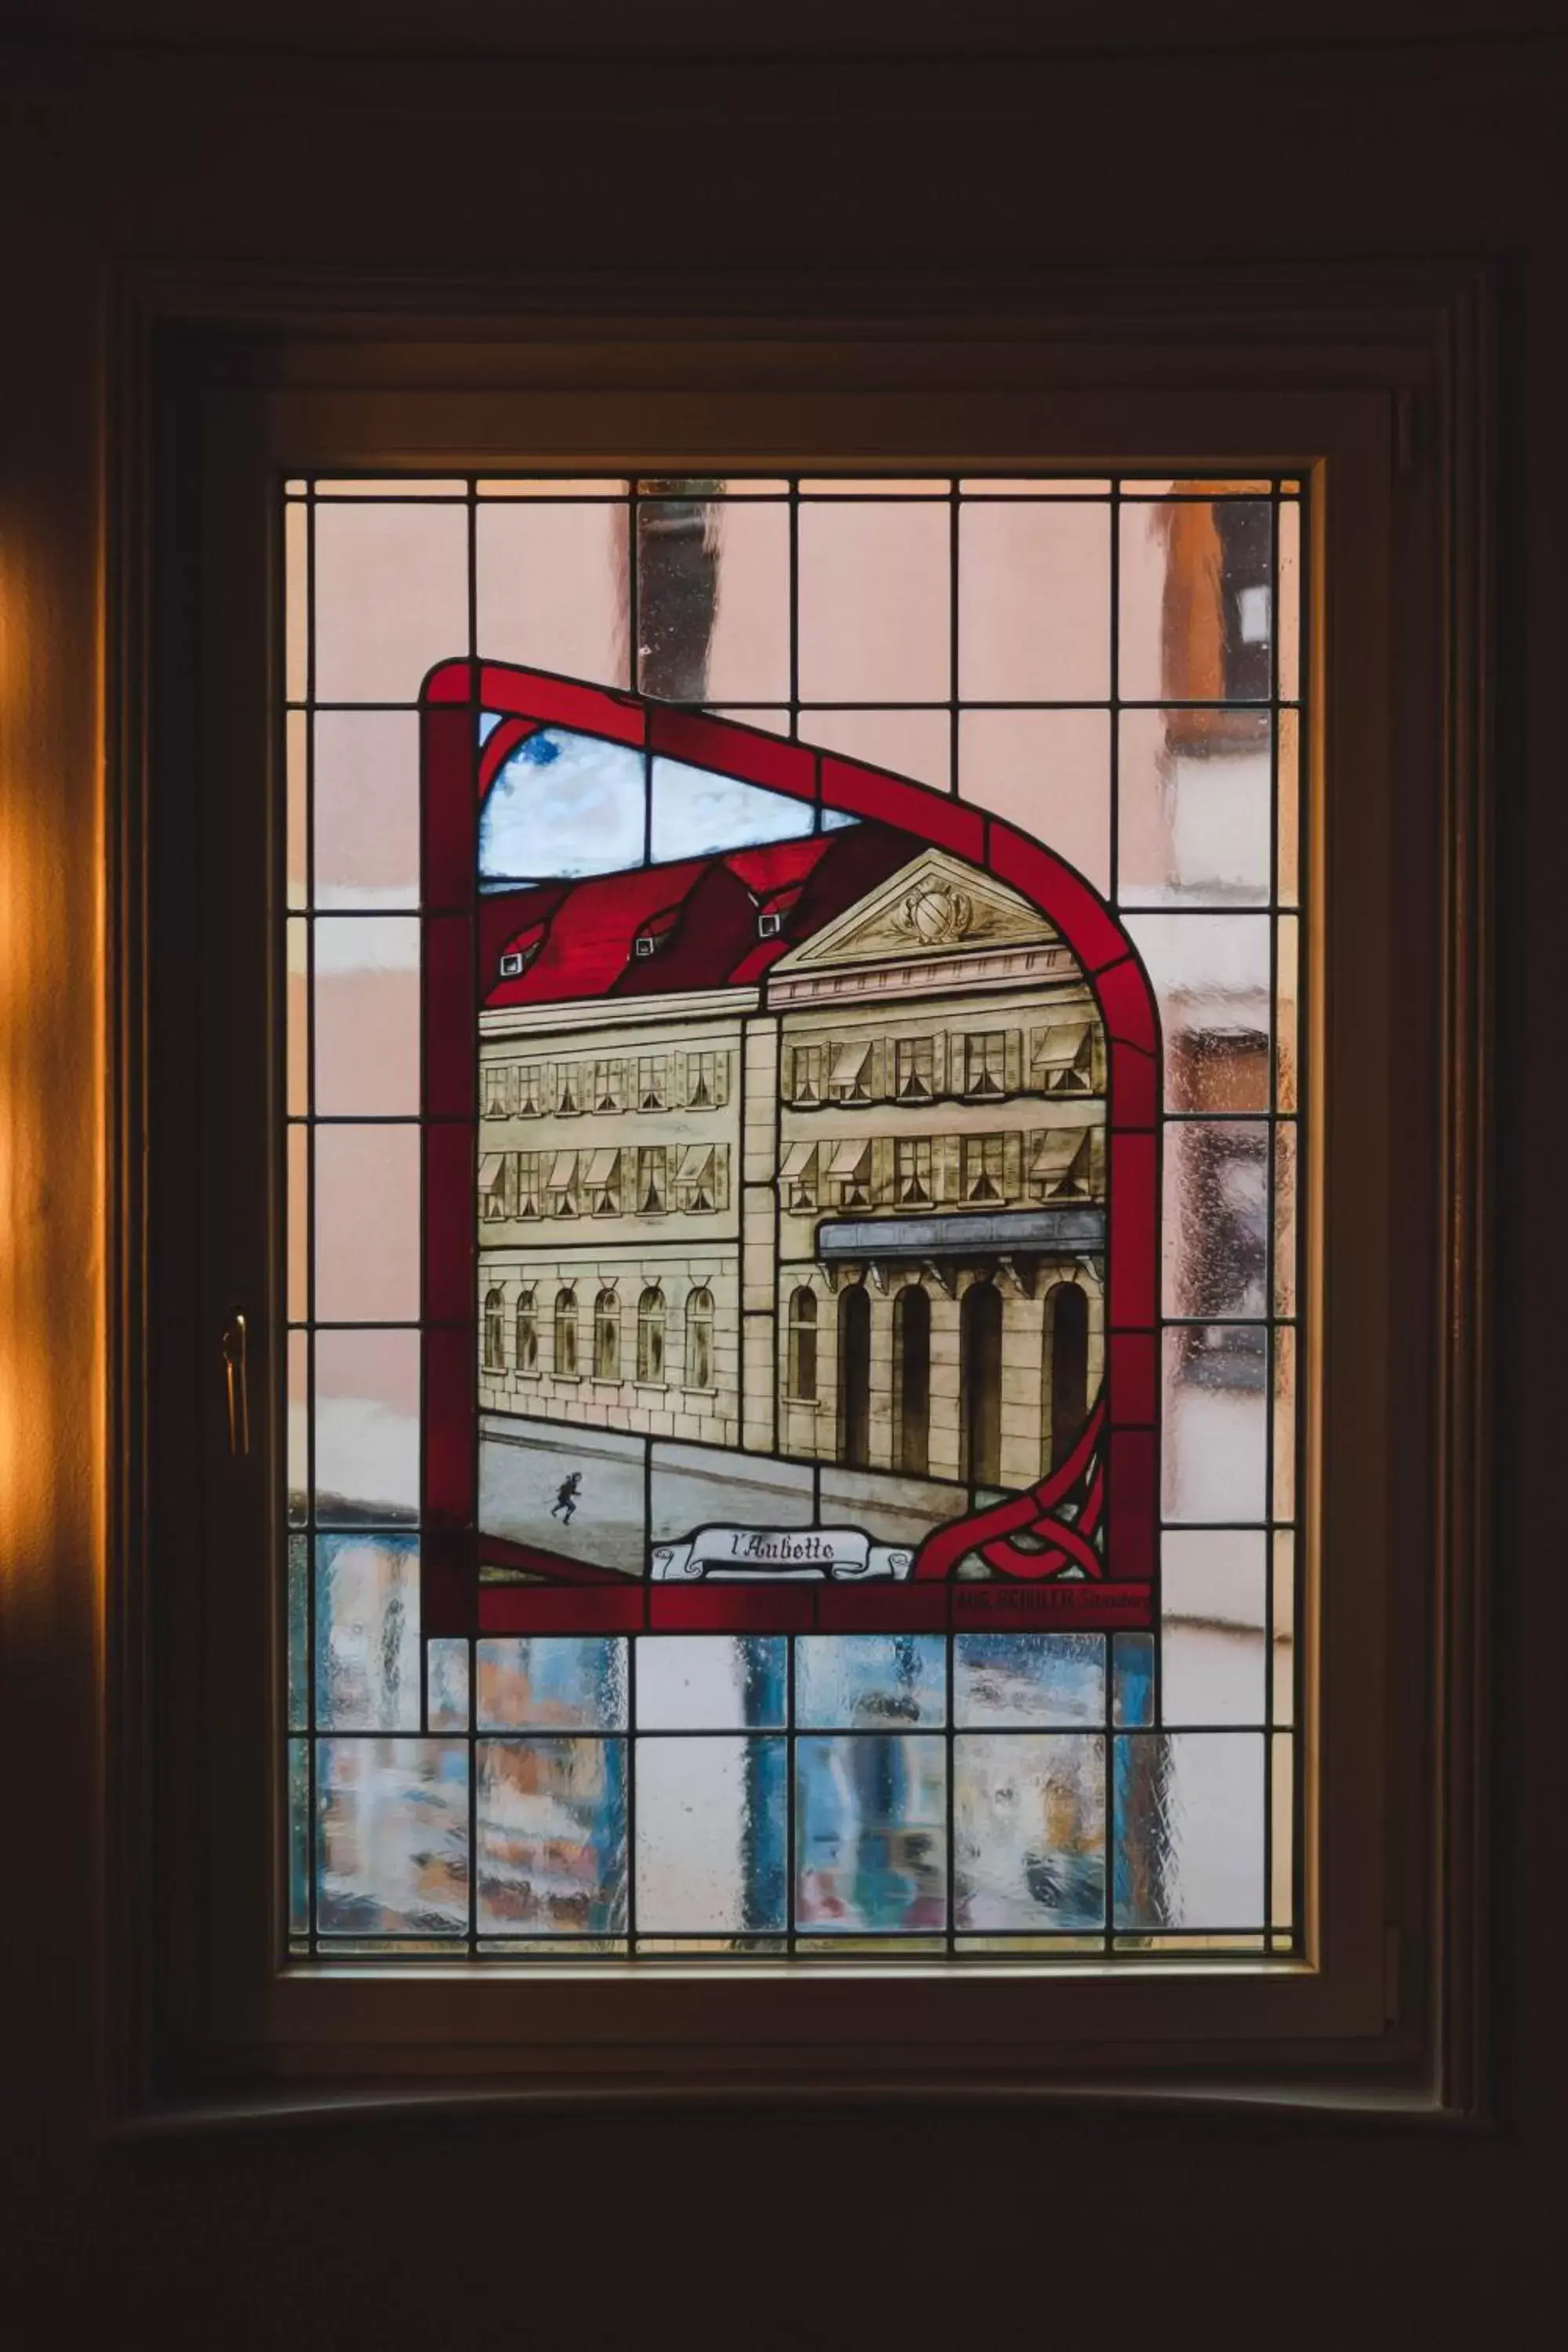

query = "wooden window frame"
[{"left": 107, "top": 267, "right": 1493, "bottom": 2121}]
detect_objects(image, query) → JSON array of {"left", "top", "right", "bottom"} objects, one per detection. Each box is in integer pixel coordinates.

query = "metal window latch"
[{"left": 221, "top": 1311, "right": 250, "bottom": 1458}]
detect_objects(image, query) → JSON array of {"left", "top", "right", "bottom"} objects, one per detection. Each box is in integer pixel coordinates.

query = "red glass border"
[{"left": 422, "top": 662, "right": 1160, "bottom": 1636}]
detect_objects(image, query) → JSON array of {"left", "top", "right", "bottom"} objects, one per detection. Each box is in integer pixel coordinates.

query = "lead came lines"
[{"left": 288, "top": 469, "right": 1302, "bottom": 1961}]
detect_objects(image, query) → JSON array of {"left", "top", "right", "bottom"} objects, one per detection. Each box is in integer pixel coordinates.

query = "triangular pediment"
[{"left": 773, "top": 848, "right": 1062, "bottom": 973}]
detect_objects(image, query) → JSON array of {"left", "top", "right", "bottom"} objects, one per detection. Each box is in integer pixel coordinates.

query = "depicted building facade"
[
  {"left": 477, "top": 837, "right": 1106, "bottom": 1516},
  {"left": 477, "top": 991, "right": 744, "bottom": 1446},
  {"left": 767, "top": 855, "right": 1105, "bottom": 1497}
]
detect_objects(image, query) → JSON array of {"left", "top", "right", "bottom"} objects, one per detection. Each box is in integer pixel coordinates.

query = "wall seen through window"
[{"left": 284, "top": 471, "right": 1303, "bottom": 1958}]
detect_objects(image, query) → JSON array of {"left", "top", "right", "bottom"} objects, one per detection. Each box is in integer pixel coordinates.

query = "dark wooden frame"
[{"left": 104, "top": 266, "right": 1494, "bottom": 2122}]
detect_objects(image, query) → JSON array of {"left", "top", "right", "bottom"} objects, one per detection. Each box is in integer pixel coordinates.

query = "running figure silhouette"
[{"left": 550, "top": 1472, "right": 583, "bottom": 1526}]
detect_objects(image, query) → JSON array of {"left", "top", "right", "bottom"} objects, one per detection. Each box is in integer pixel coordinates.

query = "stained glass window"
[{"left": 285, "top": 471, "right": 1302, "bottom": 1958}]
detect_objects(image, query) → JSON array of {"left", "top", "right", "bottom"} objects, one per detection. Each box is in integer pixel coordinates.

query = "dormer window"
[
  {"left": 634, "top": 934, "right": 657, "bottom": 958},
  {"left": 758, "top": 909, "right": 782, "bottom": 938},
  {"left": 498, "top": 950, "right": 527, "bottom": 978}
]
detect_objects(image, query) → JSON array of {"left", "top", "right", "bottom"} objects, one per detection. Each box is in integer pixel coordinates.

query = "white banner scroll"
[{"left": 649, "top": 1527, "right": 915, "bottom": 1583}]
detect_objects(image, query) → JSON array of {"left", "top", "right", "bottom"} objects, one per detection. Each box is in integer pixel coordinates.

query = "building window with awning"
[
  {"left": 1031, "top": 1020, "right": 1098, "bottom": 1095},
  {"left": 780, "top": 1139, "right": 819, "bottom": 1211},
  {"left": 586, "top": 1147, "right": 622, "bottom": 1216},
  {"left": 829, "top": 1136, "right": 874, "bottom": 1210},
  {"left": 547, "top": 1150, "right": 580, "bottom": 1217},
  {"left": 827, "top": 1038, "right": 873, "bottom": 1102},
  {"left": 477, "top": 1152, "right": 509, "bottom": 1222},
  {"left": 1029, "top": 1127, "right": 1095, "bottom": 1201},
  {"left": 676, "top": 1144, "right": 720, "bottom": 1213}
]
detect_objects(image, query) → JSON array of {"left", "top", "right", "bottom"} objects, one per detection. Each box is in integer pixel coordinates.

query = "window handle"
[{"left": 221, "top": 1311, "right": 250, "bottom": 1458}]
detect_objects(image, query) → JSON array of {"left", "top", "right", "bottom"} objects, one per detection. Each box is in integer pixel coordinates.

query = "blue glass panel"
[
  {"left": 793, "top": 1733, "right": 947, "bottom": 1933},
  {"left": 795, "top": 1634, "right": 946, "bottom": 1729},
  {"left": 314, "top": 1533, "right": 420, "bottom": 1731},
  {"left": 953, "top": 1633, "right": 1105, "bottom": 1727},
  {"left": 475, "top": 1635, "right": 627, "bottom": 1731},
  {"left": 1112, "top": 1632, "right": 1156, "bottom": 1727}
]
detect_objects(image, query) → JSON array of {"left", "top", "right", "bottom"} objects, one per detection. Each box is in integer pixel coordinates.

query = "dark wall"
[{"left": 2, "top": 19, "right": 1563, "bottom": 2339}]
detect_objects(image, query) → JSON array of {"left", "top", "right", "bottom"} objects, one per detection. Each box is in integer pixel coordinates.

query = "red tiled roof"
[{"left": 483, "top": 823, "right": 913, "bottom": 1009}]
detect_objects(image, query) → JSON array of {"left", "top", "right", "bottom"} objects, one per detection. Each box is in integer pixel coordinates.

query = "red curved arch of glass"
[{"left": 419, "top": 659, "right": 1159, "bottom": 1638}]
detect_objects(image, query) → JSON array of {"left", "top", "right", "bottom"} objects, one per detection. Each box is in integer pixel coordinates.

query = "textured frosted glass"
[
  {"left": 958, "top": 499, "right": 1110, "bottom": 701},
  {"left": 313, "top": 1121, "right": 419, "bottom": 1325},
  {"left": 795, "top": 1634, "right": 946, "bottom": 1729},
  {"left": 314, "top": 1533, "right": 420, "bottom": 1731},
  {"left": 313, "top": 500, "right": 469, "bottom": 702},
  {"left": 312, "top": 916, "right": 420, "bottom": 1116},
  {"left": 1162, "top": 1326, "right": 1268, "bottom": 1523},
  {"left": 634, "top": 1635, "right": 786, "bottom": 1730},
  {"left": 476, "top": 1738, "right": 626, "bottom": 1934},
  {"left": 475, "top": 1637, "right": 627, "bottom": 1731},
  {"left": 801, "top": 705, "right": 951, "bottom": 790},
  {"left": 1118, "top": 707, "right": 1272, "bottom": 908},
  {"left": 316, "top": 1739, "right": 469, "bottom": 1934},
  {"left": 1162, "top": 1120, "right": 1269, "bottom": 1320},
  {"left": 1123, "top": 913, "right": 1272, "bottom": 1113},
  {"left": 426, "top": 1638, "right": 470, "bottom": 1732},
  {"left": 797, "top": 501, "right": 949, "bottom": 702},
  {"left": 794, "top": 1735, "right": 947, "bottom": 1933},
  {"left": 957, "top": 707, "right": 1110, "bottom": 894},
  {"left": 640, "top": 494, "right": 789, "bottom": 704},
  {"left": 634, "top": 1737, "right": 787, "bottom": 1933},
  {"left": 287, "top": 1329, "right": 308, "bottom": 1526},
  {"left": 1115, "top": 1732, "right": 1265, "bottom": 1931},
  {"left": 313, "top": 710, "right": 420, "bottom": 911},
  {"left": 1118, "top": 499, "right": 1272, "bottom": 704},
  {"left": 289, "top": 1740, "right": 310, "bottom": 1935},
  {"left": 287, "top": 1534, "right": 309, "bottom": 1731},
  {"left": 955, "top": 1733, "right": 1105, "bottom": 1931},
  {"left": 314, "top": 1327, "right": 419, "bottom": 1525},
  {"left": 953, "top": 1634, "right": 1105, "bottom": 1726},
  {"left": 1160, "top": 1530, "right": 1266, "bottom": 1726},
  {"left": 1112, "top": 1633, "right": 1156, "bottom": 1727},
  {"left": 476, "top": 499, "right": 627, "bottom": 688}
]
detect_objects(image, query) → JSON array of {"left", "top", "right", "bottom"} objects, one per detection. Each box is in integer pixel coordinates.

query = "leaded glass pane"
[{"left": 283, "top": 472, "right": 1305, "bottom": 1961}]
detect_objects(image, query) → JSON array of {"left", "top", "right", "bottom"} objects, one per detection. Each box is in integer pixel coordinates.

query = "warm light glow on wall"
[{"left": 0, "top": 522, "right": 103, "bottom": 1584}]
